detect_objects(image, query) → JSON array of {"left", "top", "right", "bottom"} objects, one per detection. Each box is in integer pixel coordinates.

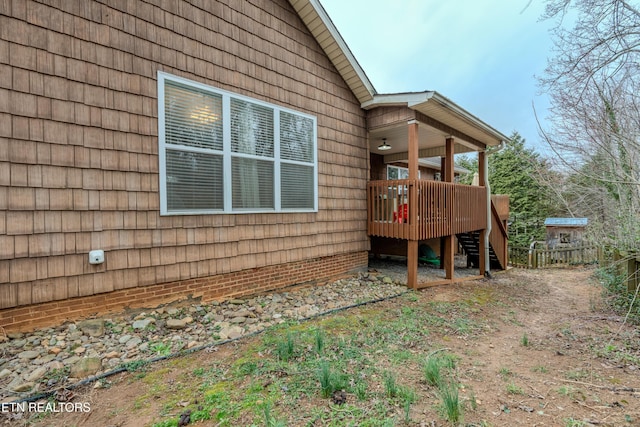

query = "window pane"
[
  {"left": 232, "top": 157, "right": 274, "bottom": 209},
  {"left": 281, "top": 163, "right": 314, "bottom": 209},
  {"left": 280, "top": 111, "right": 314, "bottom": 162},
  {"left": 387, "top": 166, "right": 399, "bottom": 180},
  {"left": 165, "top": 81, "right": 223, "bottom": 151},
  {"left": 166, "top": 150, "right": 223, "bottom": 211},
  {"left": 230, "top": 98, "right": 274, "bottom": 157}
]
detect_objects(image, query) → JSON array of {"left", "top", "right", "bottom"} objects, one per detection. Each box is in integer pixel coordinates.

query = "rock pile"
[{"left": 0, "top": 272, "right": 405, "bottom": 401}]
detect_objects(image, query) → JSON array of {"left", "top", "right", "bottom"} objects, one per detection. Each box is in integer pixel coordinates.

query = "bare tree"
[{"left": 539, "top": 0, "right": 640, "bottom": 248}]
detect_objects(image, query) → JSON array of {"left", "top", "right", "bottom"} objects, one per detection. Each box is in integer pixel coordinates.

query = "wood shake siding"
[{"left": 0, "top": 0, "right": 369, "bottom": 325}]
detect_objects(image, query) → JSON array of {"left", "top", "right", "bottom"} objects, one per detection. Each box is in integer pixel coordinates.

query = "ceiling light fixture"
[{"left": 378, "top": 138, "right": 391, "bottom": 151}]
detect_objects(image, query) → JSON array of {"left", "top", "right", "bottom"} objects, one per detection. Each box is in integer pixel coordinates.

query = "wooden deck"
[
  {"left": 367, "top": 179, "right": 510, "bottom": 287},
  {"left": 367, "top": 179, "right": 488, "bottom": 240}
]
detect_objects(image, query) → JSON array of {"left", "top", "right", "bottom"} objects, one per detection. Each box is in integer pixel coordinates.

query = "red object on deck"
[{"left": 393, "top": 203, "right": 408, "bottom": 223}]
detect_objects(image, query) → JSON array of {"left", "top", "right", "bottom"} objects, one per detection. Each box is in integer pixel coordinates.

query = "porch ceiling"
[
  {"left": 368, "top": 122, "right": 478, "bottom": 162},
  {"left": 365, "top": 92, "right": 510, "bottom": 160}
]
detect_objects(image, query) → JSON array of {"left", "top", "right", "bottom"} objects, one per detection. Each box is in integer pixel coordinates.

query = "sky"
[{"left": 319, "top": 0, "right": 556, "bottom": 154}]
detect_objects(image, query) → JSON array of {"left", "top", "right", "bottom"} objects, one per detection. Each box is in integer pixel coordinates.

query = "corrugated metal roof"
[{"left": 544, "top": 218, "right": 588, "bottom": 227}]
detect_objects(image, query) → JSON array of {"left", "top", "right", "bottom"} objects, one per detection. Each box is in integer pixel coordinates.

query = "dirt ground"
[{"left": 9, "top": 266, "right": 640, "bottom": 426}]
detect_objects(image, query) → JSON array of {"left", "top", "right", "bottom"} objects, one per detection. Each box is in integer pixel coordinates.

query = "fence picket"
[{"left": 509, "top": 245, "right": 601, "bottom": 269}]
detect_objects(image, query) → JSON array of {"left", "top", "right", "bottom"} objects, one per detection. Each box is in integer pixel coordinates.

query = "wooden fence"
[
  {"left": 509, "top": 245, "right": 601, "bottom": 269},
  {"left": 601, "top": 249, "right": 640, "bottom": 292}
]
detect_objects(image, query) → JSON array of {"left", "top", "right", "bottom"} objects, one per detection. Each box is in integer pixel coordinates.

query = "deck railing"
[
  {"left": 367, "top": 180, "right": 487, "bottom": 241},
  {"left": 491, "top": 195, "right": 510, "bottom": 220},
  {"left": 490, "top": 200, "right": 509, "bottom": 269}
]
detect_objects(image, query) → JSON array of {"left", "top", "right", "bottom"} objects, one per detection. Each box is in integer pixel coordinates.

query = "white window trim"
[{"left": 158, "top": 71, "right": 318, "bottom": 215}]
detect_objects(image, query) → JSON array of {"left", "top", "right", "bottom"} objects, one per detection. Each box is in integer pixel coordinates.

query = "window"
[
  {"left": 158, "top": 72, "right": 317, "bottom": 214},
  {"left": 387, "top": 165, "right": 421, "bottom": 180},
  {"left": 387, "top": 165, "right": 408, "bottom": 180}
]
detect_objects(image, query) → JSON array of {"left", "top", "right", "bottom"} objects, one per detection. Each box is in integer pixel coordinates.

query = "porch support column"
[
  {"left": 478, "top": 151, "right": 487, "bottom": 277},
  {"left": 444, "top": 137, "right": 454, "bottom": 183},
  {"left": 443, "top": 137, "right": 455, "bottom": 280},
  {"left": 407, "top": 120, "right": 419, "bottom": 290}
]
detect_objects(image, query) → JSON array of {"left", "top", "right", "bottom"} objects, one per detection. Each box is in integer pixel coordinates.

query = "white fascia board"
[{"left": 361, "top": 92, "right": 435, "bottom": 109}]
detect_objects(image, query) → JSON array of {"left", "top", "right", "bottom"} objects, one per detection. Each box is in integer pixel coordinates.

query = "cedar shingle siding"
[{"left": 0, "top": 0, "right": 369, "bottom": 322}]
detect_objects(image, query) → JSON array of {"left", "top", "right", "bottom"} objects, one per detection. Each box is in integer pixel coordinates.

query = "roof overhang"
[{"left": 363, "top": 92, "right": 509, "bottom": 148}]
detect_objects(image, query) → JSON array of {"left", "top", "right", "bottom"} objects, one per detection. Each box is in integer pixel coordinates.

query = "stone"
[
  {"left": 107, "top": 358, "right": 121, "bottom": 368},
  {"left": 234, "top": 309, "right": 253, "bottom": 318},
  {"left": 17, "top": 350, "right": 40, "bottom": 360},
  {"left": 12, "top": 382, "right": 35, "bottom": 392},
  {"left": 46, "top": 361, "right": 64, "bottom": 371},
  {"left": 73, "top": 346, "right": 86, "bottom": 355},
  {"left": 219, "top": 326, "right": 244, "bottom": 340},
  {"left": 382, "top": 276, "right": 393, "bottom": 284},
  {"left": 70, "top": 357, "right": 102, "bottom": 378},
  {"left": 11, "top": 339, "right": 27, "bottom": 348},
  {"left": 125, "top": 337, "right": 142, "bottom": 349},
  {"left": 48, "top": 347, "right": 62, "bottom": 355},
  {"left": 167, "top": 308, "right": 179, "bottom": 316},
  {"left": 26, "top": 367, "right": 47, "bottom": 382},
  {"left": 7, "top": 332, "right": 24, "bottom": 339},
  {"left": 132, "top": 318, "right": 154, "bottom": 330},
  {"left": 104, "top": 351, "right": 120, "bottom": 359},
  {"left": 166, "top": 317, "right": 192, "bottom": 330},
  {"left": 118, "top": 335, "right": 132, "bottom": 344},
  {"left": 187, "top": 341, "right": 198, "bottom": 349},
  {"left": 64, "top": 356, "right": 81, "bottom": 366},
  {"left": 0, "top": 368, "right": 12, "bottom": 379},
  {"left": 32, "top": 354, "right": 55, "bottom": 365},
  {"left": 78, "top": 319, "right": 105, "bottom": 337},
  {"left": 230, "top": 317, "right": 246, "bottom": 324},
  {"left": 229, "top": 299, "right": 246, "bottom": 305}
]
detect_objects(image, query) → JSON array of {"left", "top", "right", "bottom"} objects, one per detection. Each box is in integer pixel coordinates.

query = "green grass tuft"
[{"left": 438, "top": 382, "right": 462, "bottom": 424}]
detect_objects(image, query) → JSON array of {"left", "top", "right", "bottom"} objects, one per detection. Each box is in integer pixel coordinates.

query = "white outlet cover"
[{"left": 89, "top": 250, "right": 105, "bottom": 264}]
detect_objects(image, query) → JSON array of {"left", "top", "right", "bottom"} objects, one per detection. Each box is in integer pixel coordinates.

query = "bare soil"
[{"left": 12, "top": 267, "right": 640, "bottom": 426}]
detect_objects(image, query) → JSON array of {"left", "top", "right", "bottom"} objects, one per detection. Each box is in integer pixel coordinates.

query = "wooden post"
[
  {"left": 478, "top": 151, "right": 486, "bottom": 187},
  {"left": 407, "top": 120, "right": 419, "bottom": 289},
  {"left": 444, "top": 137, "right": 455, "bottom": 280},
  {"left": 408, "top": 240, "right": 418, "bottom": 290},
  {"left": 445, "top": 137, "right": 454, "bottom": 183},
  {"left": 443, "top": 234, "right": 455, "bottom": 280},
  {"left": 408, "top": 121, "right": 419, "bottom": 181}
]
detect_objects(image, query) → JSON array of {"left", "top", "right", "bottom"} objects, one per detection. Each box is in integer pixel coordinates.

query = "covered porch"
[{"left": 364, "top": 92, "right": 510, "bottom": 289}]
